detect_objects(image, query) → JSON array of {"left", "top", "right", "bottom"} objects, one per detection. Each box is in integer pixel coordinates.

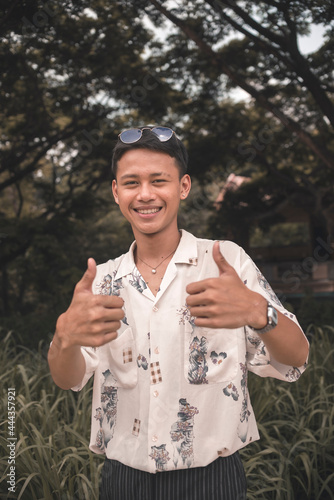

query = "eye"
[{"left": 124, "top": 180, "right": 138, "bottom": 186}]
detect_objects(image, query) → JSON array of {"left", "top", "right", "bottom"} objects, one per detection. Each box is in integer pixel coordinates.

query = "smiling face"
[{"left": 112, "top": 149, "right": 191, "bottom": 240}]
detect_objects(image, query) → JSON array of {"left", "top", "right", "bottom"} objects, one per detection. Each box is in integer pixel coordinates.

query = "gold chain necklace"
[{"left": 137, "top": 248, "right": 177, "bottom": 274}]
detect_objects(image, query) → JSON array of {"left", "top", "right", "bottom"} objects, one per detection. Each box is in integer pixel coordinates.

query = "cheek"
[
  {"left": 117, "top": 202, "right": 132, "bottom": 222},
  {"left": 114, "top": 193, "right": 130, "bottom": 213}
]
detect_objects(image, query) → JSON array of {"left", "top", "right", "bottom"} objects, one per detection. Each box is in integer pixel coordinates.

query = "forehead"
[{"left": 116, "top": 149, "right": 179, "bottom": 178}]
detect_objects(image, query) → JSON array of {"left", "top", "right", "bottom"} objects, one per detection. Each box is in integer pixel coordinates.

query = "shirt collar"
[
  {"left": 114, "top": 229, "right": 198, "bottom": 280},
  {"left": 174, "top": 229, "right": 198, "bottom": 265}
]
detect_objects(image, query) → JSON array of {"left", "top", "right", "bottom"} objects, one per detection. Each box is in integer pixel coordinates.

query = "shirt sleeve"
[
  {"left": 238, "top": 246, "right": 308, "bottom": 382},
  {"left": 71, "top": 347, "right": 99, "bottom": 391}
]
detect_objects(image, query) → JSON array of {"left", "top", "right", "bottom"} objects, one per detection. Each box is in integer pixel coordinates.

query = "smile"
[{"left": 135, "top": 208, "right": 161, "bottom": 214}]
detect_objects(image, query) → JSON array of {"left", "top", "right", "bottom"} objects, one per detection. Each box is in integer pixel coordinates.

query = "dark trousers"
[{"left": 99, "top": 453, "right": 247, "bottom": 500}]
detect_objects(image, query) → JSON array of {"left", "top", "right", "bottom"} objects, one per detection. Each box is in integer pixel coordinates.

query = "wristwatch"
[{"left": 248, "top": 302, "right": 278, "bottom": 334}]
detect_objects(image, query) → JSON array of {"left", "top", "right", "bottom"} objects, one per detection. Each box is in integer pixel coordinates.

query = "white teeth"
[{"left": 136, "top": 208, "right": 160, "bottom": 214}]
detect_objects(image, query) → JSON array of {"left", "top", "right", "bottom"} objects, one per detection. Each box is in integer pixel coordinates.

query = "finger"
[
  {"left": 101, "top": 331, "right": 119, "bottom": 344},
  {"left": 186, "top": 291, "right": 209, "bottom": 307},
  {"left": 212, "top": 241, "right": 231, "bottom": 275},
  {"left": 193, "top": 317, "right": 217, "bottom": 328},
  {"left": 98, "top": 295, "right": 124, "bottom": 309},
  {"left": 89, "top": 318, "right": 123, "bottom": 337},
  {"left": 101, "top": 319, "right": 123, "bottom": 333},
  {"left": 87, "top": 302, "right": 124, "bottom": 324},
  {"left": 188, "top": 305, "right": 211, "bottom": 318},
  {"left": 76, "top": 258, "right": 97, "bottom": 293},
  {"left": 186, "top": 279, "right": 212, "bottom": 295},
  {"left": 100, "top": 307, "right": 125, "bottom": 322},
  {"left": 85, "top": 329, "right": 119, "bottom": 348}
]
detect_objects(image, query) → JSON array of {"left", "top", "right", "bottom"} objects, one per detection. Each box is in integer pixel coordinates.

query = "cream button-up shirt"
[{"left": 72, "top": 230, "right": 307, "bottom": 473}]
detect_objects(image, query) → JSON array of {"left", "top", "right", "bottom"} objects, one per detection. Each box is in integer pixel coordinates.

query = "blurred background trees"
[{"left": 1, "top": 0, "right": 333, "bottom": 346}]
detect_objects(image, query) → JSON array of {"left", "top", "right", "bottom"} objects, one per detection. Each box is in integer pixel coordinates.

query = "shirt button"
[
  {"left": 152, "top": 306, "right": 158, "bottom": 312},
  {"left": 153, "top": 390, "right": 159, "bottom": 398},
  {"left": 152, "top": 435, "right": 158, "bottom": 442}
]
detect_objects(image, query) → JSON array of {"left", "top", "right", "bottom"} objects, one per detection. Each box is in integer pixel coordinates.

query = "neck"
[{"left": 133, "top": 226, "right": 181, "bottom": 262}]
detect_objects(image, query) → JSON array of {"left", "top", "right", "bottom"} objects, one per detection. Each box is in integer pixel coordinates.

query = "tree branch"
[{"left": 148, "top": 0, "right": 334, "bottom": 170}]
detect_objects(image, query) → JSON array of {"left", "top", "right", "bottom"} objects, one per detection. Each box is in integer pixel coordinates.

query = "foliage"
[
  {"left": 290, "top": 292, "right": 334, "bottom": 331},
  {"left": 241, "top": 324, "right": 334, "bottom": 500},
  {"left": 144, "top": 0, "right": 334, "bottom": 244},
  {"left": 1, "top": 0, "right": 334, "bottom": 345},
  {"left": 0, "top": 0, "right": 174, "bottom": 345},
  {"left": 0, "top": 330, "right": 101, "bottom": 499},
  {"left": 0, "top": 326, "right": 333, "bottom": 499}
]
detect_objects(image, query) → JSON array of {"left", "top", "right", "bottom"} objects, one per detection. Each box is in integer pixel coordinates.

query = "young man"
[{"left": 48, "top": 126, "right": 309, "bottom": 500}]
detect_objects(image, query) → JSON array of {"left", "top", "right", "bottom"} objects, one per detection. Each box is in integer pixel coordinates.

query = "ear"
[
  {"left": 180, "top": 174, "right": 191, "bottom": 200},
  {"left": 112, "top": 179, "right": 119, "bottom": 205}
]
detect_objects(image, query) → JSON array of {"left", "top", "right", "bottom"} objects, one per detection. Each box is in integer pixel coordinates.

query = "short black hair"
[{"left": 111, "top": 128, "right": 188, "bottom": 179}]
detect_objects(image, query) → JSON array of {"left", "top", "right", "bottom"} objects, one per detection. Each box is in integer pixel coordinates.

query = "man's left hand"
[{"left": 186, "top": 241, "right": 267, "bottom": 329}]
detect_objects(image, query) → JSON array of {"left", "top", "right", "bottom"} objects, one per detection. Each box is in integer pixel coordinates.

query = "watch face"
[{"left": 268, "top": 305, "right": 278, "bottom": 326}]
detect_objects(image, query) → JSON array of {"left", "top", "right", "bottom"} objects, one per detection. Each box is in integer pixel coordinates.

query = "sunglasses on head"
[{"left": 118, "top": 126, "right": 175, "bottom": 144}]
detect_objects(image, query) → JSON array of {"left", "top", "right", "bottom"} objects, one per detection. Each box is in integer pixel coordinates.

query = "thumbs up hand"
[
  {"left": 55, "top": 258, "right": 124, "bottom": 349},
  {"left": 186, "top": 242, "right": 267, "bottom": 329}
]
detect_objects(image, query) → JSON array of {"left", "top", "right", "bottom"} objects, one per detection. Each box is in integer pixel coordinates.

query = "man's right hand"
[{"left": 54, "top": 258, "right": 124, "bottom": 350}]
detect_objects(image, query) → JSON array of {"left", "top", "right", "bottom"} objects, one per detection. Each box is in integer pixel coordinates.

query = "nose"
[{"left": 137, "top": 182, "right": 155, "bottom": 202}]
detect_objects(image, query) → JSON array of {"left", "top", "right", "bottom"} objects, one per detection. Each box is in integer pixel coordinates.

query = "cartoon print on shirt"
[
  {"left": 170, "top": 398, "right": 199, "bottom": 469},
  {"left": 149, "top": 444, "right": 170, "bottom": 471},
  {"left": 94, "top": 369, "right": 118, "bottom": 451},
  {"left": 147, "top": 332, "right": 151, "bottom": 358},
  {"left": 129, "top": 267, "right": 147, "bottom": 293},
  {"left": 246, "top": 332, "right": 267, "bottom": 357},
  {"left": 97, "top": 271, "right": 123, "bottom": 296},
  {"left": 137, "top": 354, "right": 148, "bottom": 370},
  {"left": 188, "top": 336, "right": 209, "bottom": 384},
  {"left": 177, "top": 305, "right": 196, "bottom": 326},
  {"left": 253, "top": 265, "right": 282, "bottom": 307},
  {"left": 223, "top": 382, "right": 239, "bottom": 401},
  {"left": 237, "top": 362, "right": 251, "bottom": 443},
  {"left": 285, "top": 366, "right": 302, "bottom": 381},
  {"left": 210, "top": 350, "right": 227, "bottom": 365},
  {"left": 178, "top": 305, "right": 208, "bottom": 384}
]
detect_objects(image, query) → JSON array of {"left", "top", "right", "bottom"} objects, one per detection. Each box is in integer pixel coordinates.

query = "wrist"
[
  {"left": 248, "top": 299, "right": 278, "bottom": 335},
  {"left": 246, "top": 293, "right": 268, "bottom": 329},
  {"left": 53, "top": 313, "right": 76, "bottom": 351}
]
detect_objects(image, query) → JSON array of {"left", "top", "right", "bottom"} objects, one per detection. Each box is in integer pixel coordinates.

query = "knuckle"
[
  {"left": 87, "top": 308, "right": 98, "bottom": 323},
  {"left": 90, "top": 323, "right": 100, "bottom": 335}
]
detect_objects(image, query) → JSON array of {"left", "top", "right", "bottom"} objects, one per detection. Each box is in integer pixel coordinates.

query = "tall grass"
[
  {"left": 0, "top": 331, "right": 101, "bottom": 499},
  {"left": 241, "top": 325, "right": 334, "bottom": 500},
  {"left": 0, "top": 326, "right": 333, "bottom": 499}
]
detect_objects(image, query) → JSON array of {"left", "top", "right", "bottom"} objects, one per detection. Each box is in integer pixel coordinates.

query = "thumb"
[
  {"left": 76, "top": 258, "right": 97, "bottom": 293},
  {"left": 212, "top": 241, "right": 231, "bottom": 275}
]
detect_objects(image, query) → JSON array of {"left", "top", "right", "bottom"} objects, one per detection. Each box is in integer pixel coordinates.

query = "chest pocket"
[
  {"left": 184, "top": 324, "right": 241, "bottom": 385},
  {"left": 102, "top": 327, "right": 138, "bottom": 389}
]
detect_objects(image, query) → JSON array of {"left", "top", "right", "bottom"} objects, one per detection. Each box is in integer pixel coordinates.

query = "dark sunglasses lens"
[
  {"left": 151, "top": 127, "right": 173, "bottom": 142},
  {"left": 120, "top": 129, "right": 142, "bottom": 144}
]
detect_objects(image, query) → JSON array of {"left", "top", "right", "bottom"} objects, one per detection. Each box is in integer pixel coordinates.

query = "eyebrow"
[{"left": 119, "top": 172, "right": 173, "bottom": 181}]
